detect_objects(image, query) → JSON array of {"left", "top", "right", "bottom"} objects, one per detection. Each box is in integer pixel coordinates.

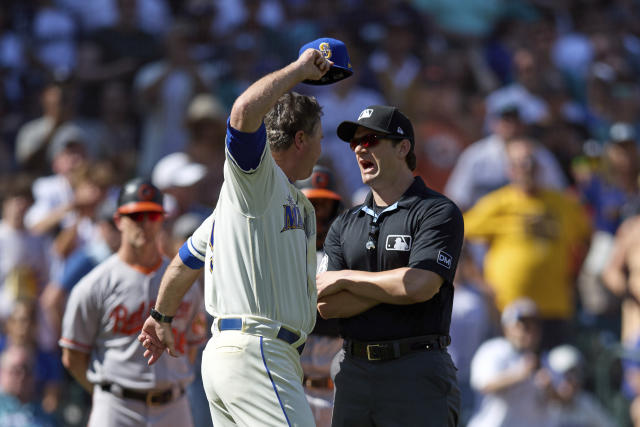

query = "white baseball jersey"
[
  {"left": 59, "top": 254, "right": 207, "bottom": 390},
  {"left": 182, "top": 125, "right": 317, "bottom": 336}
]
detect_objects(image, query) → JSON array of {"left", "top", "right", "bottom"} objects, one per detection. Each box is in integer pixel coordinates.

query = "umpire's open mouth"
[{"left": 359, "top": 159, "right": 375, "bottom": 173}]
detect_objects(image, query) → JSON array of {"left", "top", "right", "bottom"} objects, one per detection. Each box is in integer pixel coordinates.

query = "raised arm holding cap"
[{"left": 138, "top": 38, "right": 354, "bottom": 427}]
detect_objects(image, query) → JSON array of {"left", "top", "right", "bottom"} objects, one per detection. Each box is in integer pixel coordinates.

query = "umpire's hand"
[
  {"left": 316, "top": 270, "right": 347, "bottom": 298},
  {"left": 295, "top": 48, "right": 333, "bottom": 83},
  {"left": 138, "top": 317, "right": 177, "bottom": 365}
]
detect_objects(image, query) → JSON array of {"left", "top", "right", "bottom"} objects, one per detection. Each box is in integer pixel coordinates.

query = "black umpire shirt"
[{"left": 323, "top": 177, "right": 464, "bottom": 342}]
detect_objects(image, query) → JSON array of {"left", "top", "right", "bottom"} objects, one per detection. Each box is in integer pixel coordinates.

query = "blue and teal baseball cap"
[{"left": 298, "top": 37, "right": 353, "bottom": 85}]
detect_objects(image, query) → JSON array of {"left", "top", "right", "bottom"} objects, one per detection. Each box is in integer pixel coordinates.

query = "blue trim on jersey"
[
  {"left": 179, "top": 242, "right": 204, "bottom": 270},
  {"left": 209, "top": 220, "right": 215, "bottom": 249},
  {"left": 188, "top": 237, "right": 205, "bottom": 258},
  {"left": 260, "top": 336, "right": 292, "bottom": 427},
  {"left": 226, "top": 118, "right": 266, "bottom": 171},
  {"left": 208, "top": 220, "right": 215, "bottom": 272}
]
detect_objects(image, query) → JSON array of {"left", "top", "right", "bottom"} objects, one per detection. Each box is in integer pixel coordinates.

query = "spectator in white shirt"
[{"left": 468, "top": 298, "right": 553, "bottom": 427}]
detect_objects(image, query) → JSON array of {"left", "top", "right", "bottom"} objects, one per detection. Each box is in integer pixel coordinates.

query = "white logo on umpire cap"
[
  {"left": 358, "top": 109, "right": 373, "bottom": 120},
  {"left": 397, "top": 126, "right": 404, "bottom": 135},
  {"left": 437, "top": 250, "right": 453, "bottom": 269}
]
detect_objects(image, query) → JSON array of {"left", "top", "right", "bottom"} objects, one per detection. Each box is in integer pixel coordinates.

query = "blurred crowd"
[{"left": 0, "top": 0, "right": 640, "bottom": 425}]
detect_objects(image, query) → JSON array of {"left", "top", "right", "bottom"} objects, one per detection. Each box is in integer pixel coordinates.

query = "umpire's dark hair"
[{"left": 264, "top": 92, "right": 323, "bottom": 152}]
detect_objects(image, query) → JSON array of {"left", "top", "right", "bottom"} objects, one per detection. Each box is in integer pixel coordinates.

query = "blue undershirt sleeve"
[
  {"left": 179, "top": 240, "right": 205, "bottom": 270},
  {"left": 226, "top": 118, "right": 267, "bottom": 171}
]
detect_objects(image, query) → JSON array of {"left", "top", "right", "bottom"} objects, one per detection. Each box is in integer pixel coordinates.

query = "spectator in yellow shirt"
[{"left": 464, "top": 136, "right": 591, "bottom": 349}]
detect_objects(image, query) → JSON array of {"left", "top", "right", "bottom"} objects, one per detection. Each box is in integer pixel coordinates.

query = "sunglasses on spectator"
[
  {"left": 350, "top": 134, "right": 404, "bottom": 151},
  {"left": 123, "top": 211, "right": 163, "bottom": 222}
]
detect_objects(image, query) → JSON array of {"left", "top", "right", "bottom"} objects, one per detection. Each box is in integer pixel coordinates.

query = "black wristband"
[{"left": 150, "top": 308, "right": 174, "bottom": 323}]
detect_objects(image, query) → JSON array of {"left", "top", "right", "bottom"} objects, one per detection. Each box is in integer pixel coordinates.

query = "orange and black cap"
[
  {"left": 117, "top": 177, "right": 164, "bottom": 215},
  {"left": 297, "top": 166, "right": 341, "bottom": 201}
]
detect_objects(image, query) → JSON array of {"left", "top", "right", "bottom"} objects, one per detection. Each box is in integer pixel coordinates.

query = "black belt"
[
  {"left": 344, "top": 335, "right": 451, "bottom": 362},
  {"left": 100, "top": 383, "right": 184, "bottom": 406},
  {"left": 218, "top": 318, "right": 306, "bottom": 355}
]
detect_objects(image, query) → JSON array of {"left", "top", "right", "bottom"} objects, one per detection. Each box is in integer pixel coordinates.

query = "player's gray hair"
[{"left": 265, "top": 92, "right": 323, "bottom": 152}]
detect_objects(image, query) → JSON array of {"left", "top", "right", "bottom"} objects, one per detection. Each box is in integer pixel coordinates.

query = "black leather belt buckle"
[
  {"left": 366, "top": 343, "right": 386, "bottom": 361},
  {"left": 347, "top": 335, "right": 450, "bottom": 362}
]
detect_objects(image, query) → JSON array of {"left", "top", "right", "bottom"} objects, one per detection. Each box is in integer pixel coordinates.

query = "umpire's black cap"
[
  {"left": 337, "top": 105, "right": 415, "bottom": 149},
  {"left": 117, "top": 177, "right": 164, "bottom": 215}
]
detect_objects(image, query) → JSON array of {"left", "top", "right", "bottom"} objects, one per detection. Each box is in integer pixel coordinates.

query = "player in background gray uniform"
[
  {"left": 59, "top": 178, "right": 206, "bottom": 427},
  {"left": 138, "top": 39, "right": 352, "bottom": 426}
]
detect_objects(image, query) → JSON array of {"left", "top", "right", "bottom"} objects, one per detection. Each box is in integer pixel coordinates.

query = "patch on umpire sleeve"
[
  {"left": 437, "top": 250, "right": 453, "bottom": 269},
  {"left": 385, "top": 235, "right": 411, "bottom": 251}
]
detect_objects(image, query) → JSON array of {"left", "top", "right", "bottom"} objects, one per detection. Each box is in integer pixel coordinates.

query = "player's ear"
[
  {"left": 293, "top": 130, "right": 305, "bottom": 151},
  {"left": 113, "top": 213, "right": 123, "bottom": 230}
]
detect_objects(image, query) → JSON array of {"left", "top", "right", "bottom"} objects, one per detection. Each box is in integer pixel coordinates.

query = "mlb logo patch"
[
  {"left": 385, "top": 235, "right": 411, "bottom": 251},
  {"left": 437, "top": 250, "right": 453, "bottom": 269},
  {"left": 358, "top": 109, "right": 373, "bottom": 120}
]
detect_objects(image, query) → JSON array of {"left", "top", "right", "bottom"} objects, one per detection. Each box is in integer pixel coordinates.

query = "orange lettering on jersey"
[
  {"left": 110, "top": 302, "right": 146, "bottom": 335},
  {"left": 110, "top": 305, "right": 129, "bottom": 334},
  {"left": 110, "top": 300, "right": 193, "bottom": 336},
  {"left": 191, "top": 312, "right": 207, "bottom": 337},
  {"left": 175, "top": 301, "right": 192, "bottom": 320},
  {"left": 172, "top": 328, "right": 186, "bottom": 354}
]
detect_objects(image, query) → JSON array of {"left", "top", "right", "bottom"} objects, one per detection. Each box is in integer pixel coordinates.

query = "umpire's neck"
[{"left": 370, "top": 169, "right": 414, "bottom": 207}]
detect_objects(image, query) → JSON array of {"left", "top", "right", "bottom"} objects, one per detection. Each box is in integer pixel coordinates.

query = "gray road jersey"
[{"left": 59, "top": 254, "right": 206, "bottom": 390}]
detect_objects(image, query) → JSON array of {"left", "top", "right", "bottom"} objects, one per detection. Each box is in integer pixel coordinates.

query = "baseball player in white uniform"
[
  {"left": 138, "top": 39, "right": 353, "bottom": 426},
  {"left": 59, "top": 178, "right": 207, "bottom": 427}
]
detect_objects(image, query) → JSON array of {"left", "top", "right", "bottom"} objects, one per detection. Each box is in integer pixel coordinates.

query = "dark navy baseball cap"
[
  {"left": 298, "top": 37, "right": 353, "bottom": 85},
  {"left": 337, "top": 105, "right": 414, "bottom": 148}
]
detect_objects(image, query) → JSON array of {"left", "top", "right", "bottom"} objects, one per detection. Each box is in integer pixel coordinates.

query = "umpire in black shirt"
[{"left": 317, "top": 105, "right": 464, "bottom": 426}]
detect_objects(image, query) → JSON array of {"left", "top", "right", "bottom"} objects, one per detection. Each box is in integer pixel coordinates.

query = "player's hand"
[
  {"left": 316, "top": 270, "right": 347, "bottom": 298},
  {"left": 296, "top": 48, "right": 333, "bottom": 82},
  {"left": 138, "top": 316, "right": 177, "bottom": 365}
]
